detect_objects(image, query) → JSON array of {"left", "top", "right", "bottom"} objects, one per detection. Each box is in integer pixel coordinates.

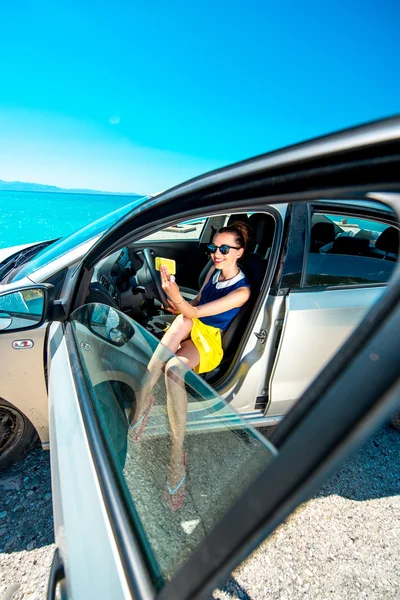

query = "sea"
[{"left": 0, "top": 190, "right": 141, "bottom": 249}]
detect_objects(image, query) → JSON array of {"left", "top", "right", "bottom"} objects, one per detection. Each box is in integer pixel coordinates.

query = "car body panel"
[
  {"left": 0, "top": 322, "right": 49, "bottom": 442},
  {"left": 269, "top": 286, "right": 387, "bottom": 415},
  {"left": 0, "top": 242, "right": 44, "bottom": 264},
  {"left": 214, "top": 293, "right": 286, "bottom": 417}
]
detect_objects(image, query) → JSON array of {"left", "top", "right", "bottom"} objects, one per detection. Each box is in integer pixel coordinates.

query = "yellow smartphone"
[{"left": 155, "top": 256, "right": 176, "bottom": 275}]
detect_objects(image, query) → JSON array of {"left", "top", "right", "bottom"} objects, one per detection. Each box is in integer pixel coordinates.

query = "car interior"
[
  {"left": 307, "top": 211, "right": 399, "bottom": 287},
  {"left": 80, "top": 202, "right": 399, "bottom": 414},
  {"left": 310, "top": 217, "right": 399, "bottom": 261},
  {"left": 85, "top": 211, "right": 277, "bottom": 384}
]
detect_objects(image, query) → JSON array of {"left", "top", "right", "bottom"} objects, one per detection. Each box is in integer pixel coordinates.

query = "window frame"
[
  {"left": 137, "top": 217, "right": 209, "bottom": 243},
  {"left": 300, "top": 202, "right": 399, "bottom": 292}
]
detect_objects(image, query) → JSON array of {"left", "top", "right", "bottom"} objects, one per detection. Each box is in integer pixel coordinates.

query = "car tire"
[
  {"left": 391, "top": 412, "right": 400, "bottom": 431},
  {"left": 0, "top": 399, "right": 38, "bottom": 472}
]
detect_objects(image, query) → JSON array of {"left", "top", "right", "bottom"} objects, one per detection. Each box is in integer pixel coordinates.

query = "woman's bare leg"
[
  {"left": 129, "top": 315, "right": 194, "bottom": 424},
  {"left": 165, "top": 340, "right": 200, "bottom": 489}
]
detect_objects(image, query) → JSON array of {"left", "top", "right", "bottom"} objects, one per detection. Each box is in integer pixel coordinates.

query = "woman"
[{"left": 129, "top": 221, "right": 251, "bottom": 510}]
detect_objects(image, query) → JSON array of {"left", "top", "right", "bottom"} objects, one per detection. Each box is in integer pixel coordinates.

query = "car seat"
[
  {"left": 145, "top": 214, "right": 251, "bottom": 337},
  {"left": 146, "top": 212, "right": 275, "bottom": 382},
  {"left": 179, "top": 213, "right": 250, "bottom": 299},
  {"left": 374, "top": 226, "right": 399, "bottom": 257},
  {"left": 330, "top": 236, "right": 370, "bottom": 256},
  {"left": 310, "top": 222, "right": 336, "bottom": 253},
  {"left": 203, "top": 213, "right": 275, "bottom": 383}
]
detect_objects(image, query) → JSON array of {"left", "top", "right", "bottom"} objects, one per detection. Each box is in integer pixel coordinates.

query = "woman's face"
[{"left": 210, "top": 232, "right": 244, "bottom": 269}]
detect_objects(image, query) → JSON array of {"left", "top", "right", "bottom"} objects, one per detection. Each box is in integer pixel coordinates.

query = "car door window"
[
  {"left": 141, "top": 218, "right": 207, "bottom": 242},
  {"left": 70, "top": 303, "right": 276, "bottom": 588},
  {"left": 306, "top": 212, "right": 399, "bottom": 287}
]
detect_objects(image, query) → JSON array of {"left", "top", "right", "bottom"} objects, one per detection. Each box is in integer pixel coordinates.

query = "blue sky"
[{"left": 0, "top": 1, "right": 398, "bottom": 194}]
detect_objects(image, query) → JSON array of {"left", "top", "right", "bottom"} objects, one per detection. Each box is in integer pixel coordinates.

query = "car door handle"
[{"left": 47, "top": 548, "right": 67, "bottom": 600}]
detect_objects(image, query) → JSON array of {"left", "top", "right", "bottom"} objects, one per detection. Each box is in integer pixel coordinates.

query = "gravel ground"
[
  {"left": 0, "top": 442, "right": 54, "bottom": 600},
  {"left": 0, "top": 424, "right": 399, "bottom": 600},
  {"left": 213, "top": 424, "right": 400, "bottom": 600}
]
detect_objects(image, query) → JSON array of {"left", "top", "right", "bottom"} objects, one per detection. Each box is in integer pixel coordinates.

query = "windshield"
[{"left": 12, "top": 197, "right": 147, "bottom": 282}]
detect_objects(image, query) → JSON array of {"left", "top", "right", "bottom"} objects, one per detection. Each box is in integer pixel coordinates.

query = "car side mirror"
[
  {"left": 0, "top": 284, "right": 55, "bottom": 333},
  {"left": 86, "top": 303, "right": 135, "bottom": 347}
]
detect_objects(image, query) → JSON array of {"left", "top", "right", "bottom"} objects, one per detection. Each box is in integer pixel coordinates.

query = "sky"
[{"left": 0, "top": 1, "right": 399, "bottom": 194}]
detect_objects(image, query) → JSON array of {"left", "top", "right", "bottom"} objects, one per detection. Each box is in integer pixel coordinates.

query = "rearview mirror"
[{"left": 88, "top": 303, "right": 135, "bottom": 346}]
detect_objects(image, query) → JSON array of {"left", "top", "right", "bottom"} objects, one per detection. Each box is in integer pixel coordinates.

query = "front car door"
[
  {"left": 45, "top": 116, "right": 400, "bottom": 598},
  {"left": 48, "top": 305, "right": 277, "bottom": 598},
  {"left": 0, "top": 284, "right": 54, "bottom": 469}
]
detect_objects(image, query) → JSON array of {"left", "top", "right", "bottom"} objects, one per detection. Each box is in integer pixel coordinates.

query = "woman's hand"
[
  {"left": 162, "top": 299, "right": 181, "bottom": 315},
  {"left": 159, "top": 265, "right": 182, "bottom": 304}
]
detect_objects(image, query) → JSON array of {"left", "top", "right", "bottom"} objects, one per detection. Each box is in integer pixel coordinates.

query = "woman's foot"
[
  {"left": 165, "top": 451, "right": 187, "bottom": 512},
  {"left": 128, "top": 394, "right": 155, "bottom": 442}
]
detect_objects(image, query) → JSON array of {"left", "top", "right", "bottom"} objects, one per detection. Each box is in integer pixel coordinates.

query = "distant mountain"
[{"left": 0, "top": 179, "right": 141, "bottom": 197}]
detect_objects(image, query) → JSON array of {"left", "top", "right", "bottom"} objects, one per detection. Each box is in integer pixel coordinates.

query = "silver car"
[
  {"left": 0, "top": 121, "right": 399, "bottom": 473},
  {"left": 0, "top": 116, "right": 399, "bottom": 598}
]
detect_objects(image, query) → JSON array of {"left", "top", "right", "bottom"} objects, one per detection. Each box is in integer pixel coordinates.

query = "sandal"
[
  {"left": 165, "top": 452, "right": 187, "bottom": 512},
  {"left": 128, "top": 394, "right": 155, "bottom": 442}
]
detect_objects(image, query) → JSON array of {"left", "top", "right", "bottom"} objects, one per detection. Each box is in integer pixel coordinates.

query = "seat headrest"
[
  {"left": 247, "top": 214, "right": 275, "bottom": 254},
  {"left": 227, "top": 213, "right": 249, "bottom": 226},
  {"left": 375, "top": 226, "right": 399, "bottom": 255},
  {"left": 311, "top": 222, "right": 336, "bottom": 244}
]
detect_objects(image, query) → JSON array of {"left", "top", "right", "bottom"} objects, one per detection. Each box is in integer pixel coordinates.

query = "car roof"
[{"left": 313, "top": 197, "right": 398, "bottom": 214}]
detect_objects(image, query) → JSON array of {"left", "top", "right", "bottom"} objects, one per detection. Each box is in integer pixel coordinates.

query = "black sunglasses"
[{"left": 206, "top": 243, "right": 241, "bottom": 255}]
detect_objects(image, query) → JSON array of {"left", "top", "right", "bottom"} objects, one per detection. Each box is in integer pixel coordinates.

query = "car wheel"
[
  {"left": 0, "top": 399, "right": 38, "bottom": 472},
  {"left": 391, "top": 412, "right": 400, "bottom": 431}
]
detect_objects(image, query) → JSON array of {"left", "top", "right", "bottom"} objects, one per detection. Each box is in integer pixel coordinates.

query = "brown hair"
[{"left": 217, "top": 221, "right": 251, "bottom": 250}]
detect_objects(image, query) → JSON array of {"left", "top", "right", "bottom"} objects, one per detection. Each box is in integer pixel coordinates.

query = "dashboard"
[
  {"left": 88, "top": 246, "right": 159, "bottom": 314},
  {"left": 90, "top": 248, "right": 133, "bottom": 308}
]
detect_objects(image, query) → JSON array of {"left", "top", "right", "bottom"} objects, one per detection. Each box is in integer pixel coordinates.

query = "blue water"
[{"left": 0, "top": 190, "right": 141, "bottom": 249}]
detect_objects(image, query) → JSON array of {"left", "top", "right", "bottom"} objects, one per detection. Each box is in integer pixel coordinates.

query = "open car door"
[
  {"left": 46, "top": 117, "right": 400, "bottom": 600},
  {"left": 47, "top": 281, "right": 400, "bottom": 600}
]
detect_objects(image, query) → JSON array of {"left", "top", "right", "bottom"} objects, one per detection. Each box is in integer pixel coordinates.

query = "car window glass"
[
  {"left": 141, "top": 218, "right": 207, "bottom": 242},
  {"left": 70, "top": 303, "right": 277, "bottom": 590},
  {"left": 306, "top": 212, "right": 399, "bottom": 287}
]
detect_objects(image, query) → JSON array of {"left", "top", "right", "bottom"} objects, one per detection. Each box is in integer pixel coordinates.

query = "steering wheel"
[{"left": 141, "top": 248, "right": 169, "bottom": 307}]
